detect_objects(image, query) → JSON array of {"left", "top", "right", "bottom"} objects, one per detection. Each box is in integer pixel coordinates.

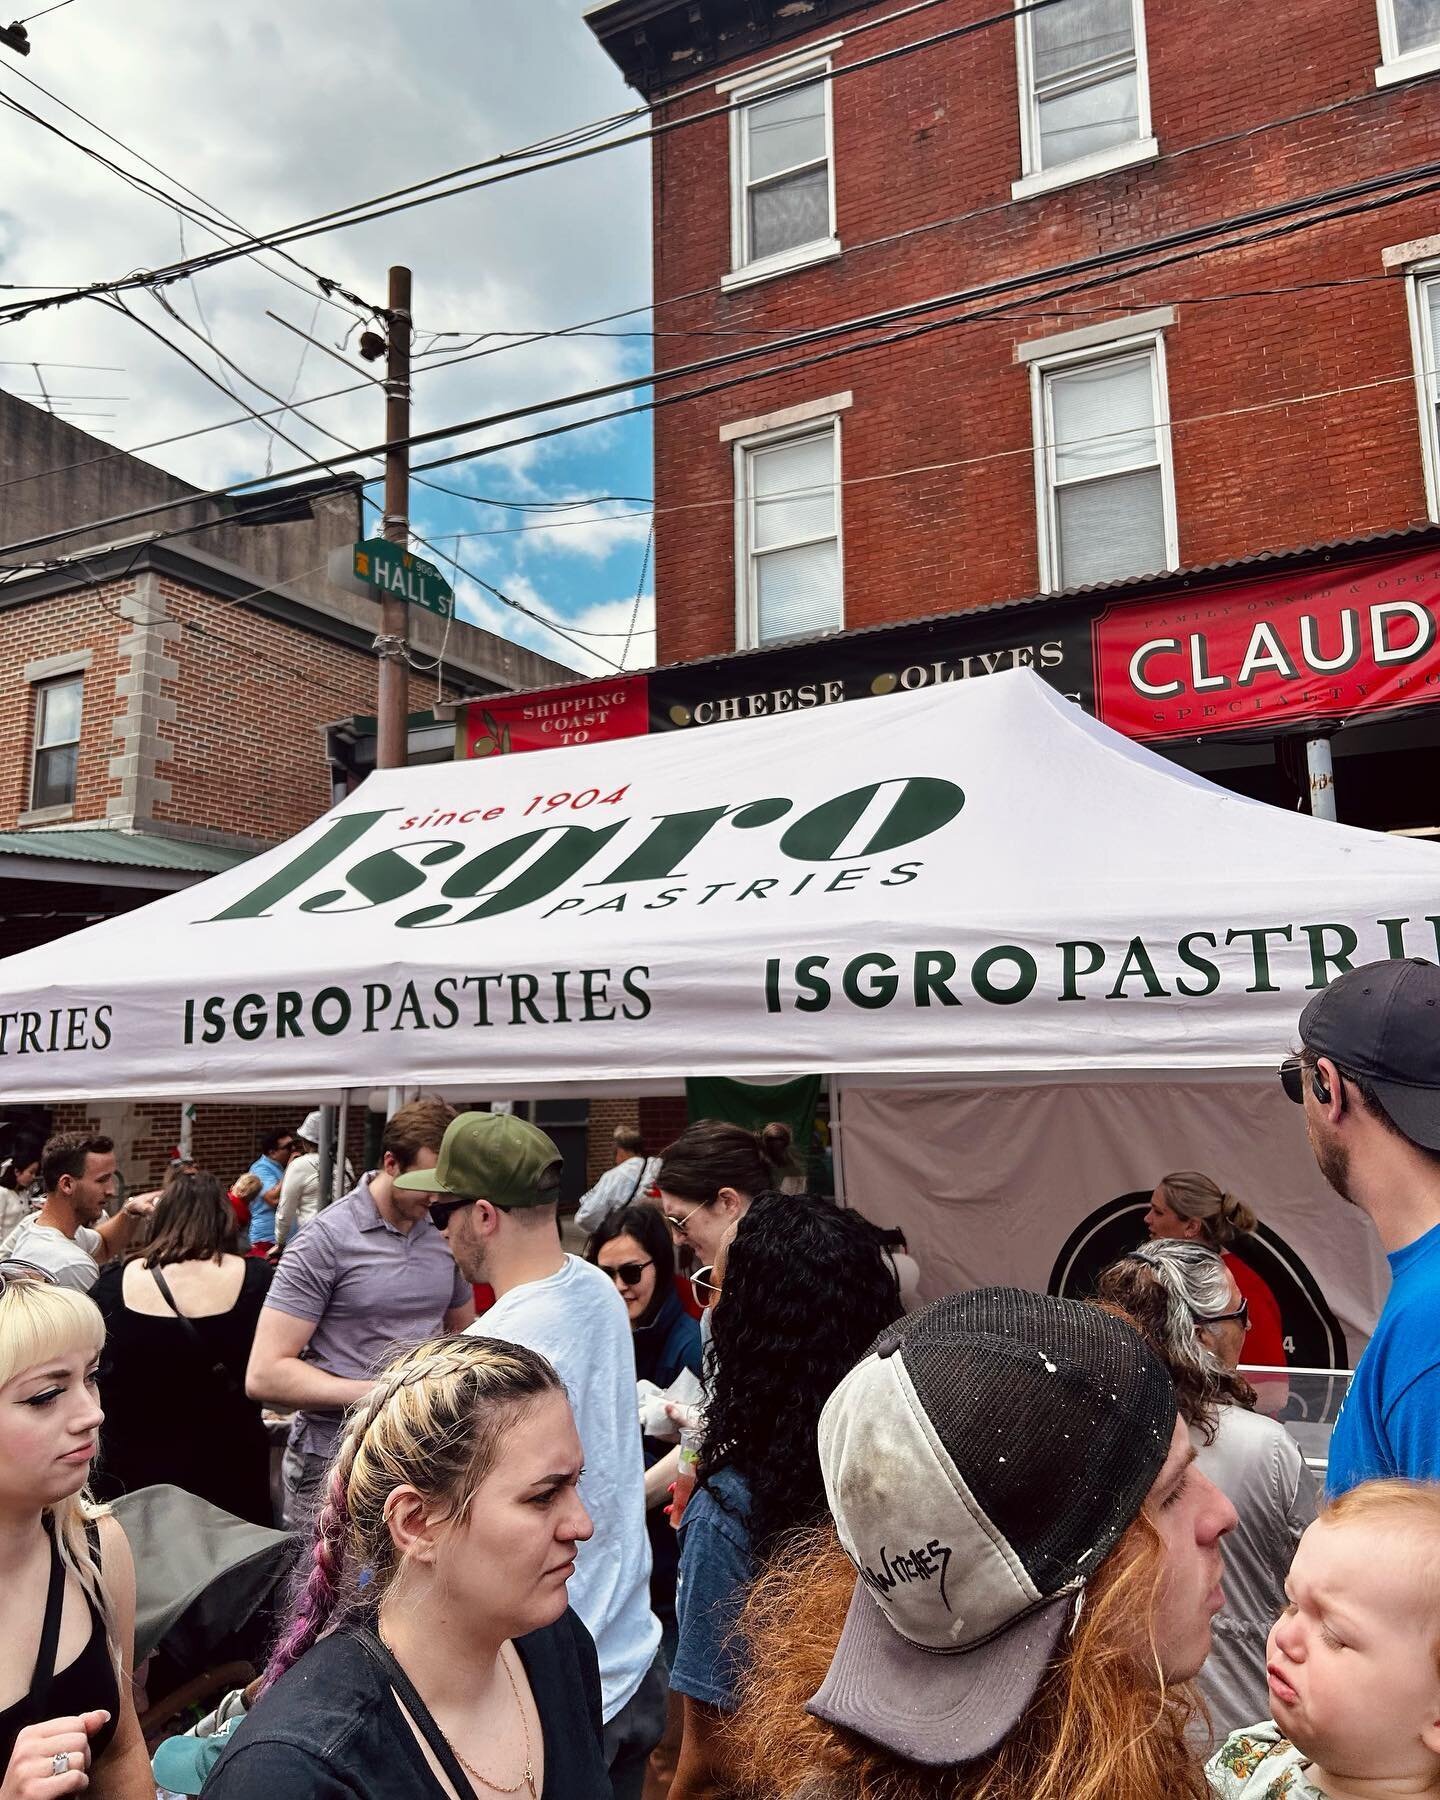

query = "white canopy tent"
[{"left": 0, "top": 671, "right": 1428, "bottom": 1351}]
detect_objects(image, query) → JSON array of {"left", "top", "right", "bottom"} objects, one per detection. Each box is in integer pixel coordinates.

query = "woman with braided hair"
[{"left": 207, "top": 1335, "right": 609, "bottom": 1799}]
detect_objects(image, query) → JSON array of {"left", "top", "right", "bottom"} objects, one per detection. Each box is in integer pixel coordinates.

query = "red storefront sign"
[
  {"left": 1093, "top": 549, "right": 1440, "bottom": 740},
  {"left": 458, "top": 675, "right": 650, "bottom": 758}
]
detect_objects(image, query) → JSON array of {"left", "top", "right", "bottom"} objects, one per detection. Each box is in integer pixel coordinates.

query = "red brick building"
[
  {"left": 584, "top": 0, "right": 1440, "bottom": 828},
  {"left": 0, "top": 391, "right": 574, "bottom": 1181}
]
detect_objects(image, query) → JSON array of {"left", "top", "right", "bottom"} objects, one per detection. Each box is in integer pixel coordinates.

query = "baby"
[{"left": 1208, "top": 1479, "right": 1440, "bottom": 1800}]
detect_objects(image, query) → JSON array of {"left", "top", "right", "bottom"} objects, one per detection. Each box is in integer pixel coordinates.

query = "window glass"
[
  {"left": 38, "top": 678, "right": 82, "bottom": 747},
  {"left": 1029, "top": 0, "right": 1141, "bottom": 172},
  {"left": 756, "top": 541, "right": 841, "bottom": 642},
  {"left": 1056, "top": 467, "right": 1166, "bottom": 587},
  {"left": 749, "top": 167, "right": 830, "bottom": 263},
  {"left": 1393, "top": 0, "right": 1440, "bottom": 54},
  {"left": 745, "top": 81, "right": 826, "bottom": 182},
  {"left": 1050, "top": 356, "right": 1157, "bottom": 482},
  {"left": 752, "top": 432, "right": 835, "bottom": 549}
]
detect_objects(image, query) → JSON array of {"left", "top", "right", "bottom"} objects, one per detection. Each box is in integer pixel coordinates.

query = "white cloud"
[
  {"left": 0, "top": 0, "right": 653, "bottom": 500},
  {"left": 456, "top": 570, "right": 655, "bottom": 680}
]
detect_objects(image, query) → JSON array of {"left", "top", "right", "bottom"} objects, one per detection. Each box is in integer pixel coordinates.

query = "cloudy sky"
[{"left": 0, "top": 0, "right": 655, "bottom": 675}]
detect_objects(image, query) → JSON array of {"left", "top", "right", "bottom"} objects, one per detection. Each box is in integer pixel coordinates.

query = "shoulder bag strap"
[
  {"left": 353, "top": 1627, "right": 481, "bottom": 1799},
  {"left": 149, "top": 1266, "right": 242, "bottom": 1398}
]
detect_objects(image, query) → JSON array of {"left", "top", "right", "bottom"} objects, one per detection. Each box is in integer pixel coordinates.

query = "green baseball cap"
[{"left": 392, "top": 1111, "right": 563, "bottom": 1208}]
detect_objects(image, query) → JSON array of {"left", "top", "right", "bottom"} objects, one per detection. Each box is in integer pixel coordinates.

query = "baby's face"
[{"left": 1267, "top": 1518, "right": 1440, "bottom": 1782}]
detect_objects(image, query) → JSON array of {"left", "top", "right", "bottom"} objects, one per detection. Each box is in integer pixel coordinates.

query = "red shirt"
[{"left": 1224, "top": 1250, "right": 1286, "bottom": 1374}]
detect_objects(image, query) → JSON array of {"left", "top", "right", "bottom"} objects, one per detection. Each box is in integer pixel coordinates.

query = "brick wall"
[
  {"left": 0, "top": 586, "right": 126, "bottom": 829},
  {"left": 639, "top": 1096, "right": 690, "bottom": 1161},
  {"left": 646, "top": 0, "right": 1440, "bottom": 664},
  {"left": 586, "top": 1097, "right": 642, "bottom": 1184}
]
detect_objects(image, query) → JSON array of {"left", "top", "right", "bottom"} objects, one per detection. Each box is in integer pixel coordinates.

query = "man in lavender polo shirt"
[{"left": 246, "top": 1098, "right": 474, "bottom": 1526}]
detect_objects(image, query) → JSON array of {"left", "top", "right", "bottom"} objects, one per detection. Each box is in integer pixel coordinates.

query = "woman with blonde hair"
[
  {"left": 726, "top": 1290, "right": 1237, "bottom": 1800},
  {"left": 1145, "top": 1172, "right": 1287, "bottom": 1393},
  {"left": 0, "top": 1264, "right": 151, "bottom": 1798},
  {"left": 207, "top": 1334, "right": 609, "bottom": 1798}
]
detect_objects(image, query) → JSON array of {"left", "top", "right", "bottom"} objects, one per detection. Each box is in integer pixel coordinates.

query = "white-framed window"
[
  {"left": 1376, "top": 0, "right": 1440, "bottom": 84},
  {"left": 734, "top": 420, "right": 843, "bottom": 647},
  {"left": 723, "top": 54, "right": 839, "bottom": 290},
  {"left": 30, "top": 674, "right": 83, "bottom": 811},
  {"left": 1012, "top": 0, "right": 1157, "bottom": 200},
  {"left": 1031, "top": 336, "right": 1177, "bottom": 592},
  {"left": 1407, "top": 267, "right": 1440, "bottom": 520}
]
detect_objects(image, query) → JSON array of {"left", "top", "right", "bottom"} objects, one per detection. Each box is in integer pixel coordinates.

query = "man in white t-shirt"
[
  {"left": 6, "top": 1131, "right": 155, "bottom": 1291},
  {"left": 396, "top": 1111, "right": 665, "bottom": 1800}
]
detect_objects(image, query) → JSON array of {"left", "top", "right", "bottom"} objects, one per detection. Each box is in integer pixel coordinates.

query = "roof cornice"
[{"left": 586, "top": 0, "right": 874, "bottom": 96}]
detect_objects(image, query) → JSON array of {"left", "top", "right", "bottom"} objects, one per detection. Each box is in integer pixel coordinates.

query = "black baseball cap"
[
  {"left": 808, "top": 1289, "right": 1175, "bottom": 1767},
  {"left": 1299, "top": 958, "right": 1440, "bottom": 1151}
]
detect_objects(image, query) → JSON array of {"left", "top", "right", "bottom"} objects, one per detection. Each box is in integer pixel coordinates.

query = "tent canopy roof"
[{"left": 0, "top": 671, "right": 1433, "bottom": 1103}]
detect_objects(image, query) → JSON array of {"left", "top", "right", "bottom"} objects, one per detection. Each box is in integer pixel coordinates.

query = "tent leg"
[
  {"left": 386, "top": 1086, "right": 405, "bottom": 1122},
  {"left": 830, "top": 1074, "right": 847, "bottom": 1210},
  {"left": 332, "top": 1092, "right": 350, "bottom": 1204}
]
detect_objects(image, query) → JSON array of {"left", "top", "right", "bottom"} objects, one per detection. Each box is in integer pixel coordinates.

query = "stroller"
[{"left": 110, "top": 1485, "right": 293, "bottom": 1750}]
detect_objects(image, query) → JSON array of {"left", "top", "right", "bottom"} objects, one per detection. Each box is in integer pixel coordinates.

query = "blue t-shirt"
[
  {"left": 1327, "top": 1219, "right": 1440, "bottom": 1494},
  {"left": 247, "top": 1156, "right": 283, "bottom": 1246},
  {"left": 670, "top": 1466, "right": 754, "bottom": 1713}
]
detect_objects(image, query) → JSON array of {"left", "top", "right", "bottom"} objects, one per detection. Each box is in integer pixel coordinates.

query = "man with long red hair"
[{"left": 729, "top": 1289, "right": 1237, "bottom": 1800}]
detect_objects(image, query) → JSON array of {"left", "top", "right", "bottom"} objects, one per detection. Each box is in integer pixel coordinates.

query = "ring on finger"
[{"left": 51, "top": 1751, "right": 71, "bottom": 1776}]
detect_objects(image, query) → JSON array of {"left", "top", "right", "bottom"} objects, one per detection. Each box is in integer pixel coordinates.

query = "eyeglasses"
[
  {"left": 663, "top": 1196, "right": 716, "bottom": 1238},
  {"left": 691, "top": 1264, "right": 723, "bottom": 1306},
  {"left": 1193, "top": 1298, "right": 1251, "bottom": 1332},
  {"left": 1279, "top": 1056, "right": 1305, "bottom": 1105},
  {"left": 427, "top": 1194, "right": 475, "bottom": 1231},
  {"left": 601, "top": 1259, "right": 654, "bottom": 1288}
]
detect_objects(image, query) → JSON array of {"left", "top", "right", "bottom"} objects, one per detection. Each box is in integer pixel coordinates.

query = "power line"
[
  {"left": 0, "top": 0, "right": 1098, "bottom": 331},
  {"left": 6, "top": 159, "right": 1438, "bottom": 566},
  {"left": 15, "top": 0, "right": 78, "bottom": 21},
  {"left": 0, "top": 60, "right": 381, "bottom": 318}
]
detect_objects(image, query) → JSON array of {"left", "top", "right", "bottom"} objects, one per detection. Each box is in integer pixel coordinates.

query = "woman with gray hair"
[{"left": 1096, "top": 1239, "right": 1316, "bottom": 1743}]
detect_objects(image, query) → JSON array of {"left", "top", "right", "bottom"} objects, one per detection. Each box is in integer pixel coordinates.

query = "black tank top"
[{"left": 0, "top": 1517, "right": 120, "bottom": 1773}]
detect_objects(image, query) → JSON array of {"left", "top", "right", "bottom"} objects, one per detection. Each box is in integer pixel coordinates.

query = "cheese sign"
[{"left": 352, "top": 538, "right": 454, "bottom": 618}]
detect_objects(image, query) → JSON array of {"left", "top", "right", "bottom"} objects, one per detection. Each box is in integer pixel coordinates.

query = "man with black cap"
[
  {"left": 1286, "top": 957, "right": 1440, "bottom": 1493},
  {"left": 395, "top": 1111, "right": 667, "bottom": 1800}
]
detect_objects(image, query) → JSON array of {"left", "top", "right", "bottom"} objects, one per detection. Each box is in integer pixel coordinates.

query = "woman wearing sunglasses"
[
  {"left": 585, "top": 1204, "right": 702, "bottom": 1792},
  {"left": 0, "top": 1265, "right": 152, "bottom": 1798},
  {"left": 654, "top": 1120, "right": 794, "bottom": 1271},
  {"left": 1096, "top": 1239, "right": 1316, "bottom": 1743}
]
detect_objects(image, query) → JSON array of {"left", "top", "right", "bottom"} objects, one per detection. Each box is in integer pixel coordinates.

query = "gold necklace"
[{"left": 436, "top": 1644, "right": 536, "bottom": 1800}]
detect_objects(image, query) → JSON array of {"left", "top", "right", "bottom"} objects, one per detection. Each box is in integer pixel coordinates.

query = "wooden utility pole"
[{"left": 377, "top": 264, "right": 412, "bottom": 770}]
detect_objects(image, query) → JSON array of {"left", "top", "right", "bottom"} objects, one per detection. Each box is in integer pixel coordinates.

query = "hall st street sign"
[{"left": 352, "top": 538, "right": 454, "bottom": 618}]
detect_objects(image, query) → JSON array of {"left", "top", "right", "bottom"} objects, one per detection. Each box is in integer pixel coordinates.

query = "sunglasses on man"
[{"left": 426, "top": 1194, "right": 474, "bottom": 1231}]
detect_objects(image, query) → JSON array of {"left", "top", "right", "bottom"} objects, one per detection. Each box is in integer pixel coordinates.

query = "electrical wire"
[
  {"left": 0, "top": 0, "right": 1117, "bottom": 331},
  {"left": 0, "top": 61, "right": 380, "bottom": 318},
  {"left": 5, "top": 152, "right": 1437, "bottom": 567},
  {"left": 14, "top": 0, "right": 79, "bottom": 21}
]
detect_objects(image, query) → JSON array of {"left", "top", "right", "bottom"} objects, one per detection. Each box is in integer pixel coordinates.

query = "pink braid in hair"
[{"left": 259, "top": 1459, "right": 351, "bottom": 1694}]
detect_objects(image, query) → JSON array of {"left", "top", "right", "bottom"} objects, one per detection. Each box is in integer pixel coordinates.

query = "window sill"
[
  {"left": 1375, "top": 43, "right": 1440, "bottom": 87},
  {"left": 18, "top": 804, "right": 76, "bottom": 827},
  {"left": 721, "top": 238, "right": 842, "bottom": 293},
  {"left": 1011, "top": 137, "right": 1159, "bottom": 202}
]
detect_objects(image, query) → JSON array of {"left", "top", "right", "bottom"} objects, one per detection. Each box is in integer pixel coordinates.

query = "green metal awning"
[{"left": 0, "top": 828, "right": 252, "bottom": 890}]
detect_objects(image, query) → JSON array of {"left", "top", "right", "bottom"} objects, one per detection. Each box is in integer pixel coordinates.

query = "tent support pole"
[
  {"left": 1306, "top": 735, "right": 1337, "bottom": 821},
  {"left": 829, "top": 1074, "right": 848, "bottom": 1209},
  {"left": 332, "top": 1092, "right": 350, "bottom": 1204}
]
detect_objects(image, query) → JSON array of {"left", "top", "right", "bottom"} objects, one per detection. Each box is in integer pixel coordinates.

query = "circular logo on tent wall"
[{"left": 1048, "top": 1194, "right": 1349, "bottom": 1419}]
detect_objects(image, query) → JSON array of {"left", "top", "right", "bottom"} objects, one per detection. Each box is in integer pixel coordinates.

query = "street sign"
[{"left": 352, "top": 537, "right": 454, "bottom": 618}]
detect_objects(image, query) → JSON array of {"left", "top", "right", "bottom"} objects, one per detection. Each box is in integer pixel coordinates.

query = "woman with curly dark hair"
[
  {"left": 668, "top": 1191, "right": 901, "bottom": 1800},
  {"left": 1096, "top": 1240, "right": 1316, "bottom": 1742}
]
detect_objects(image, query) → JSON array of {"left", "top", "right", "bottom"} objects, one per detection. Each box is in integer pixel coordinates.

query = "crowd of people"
[{"left": 0, "top": 955, "right": 1436, "bottom": 1800}]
